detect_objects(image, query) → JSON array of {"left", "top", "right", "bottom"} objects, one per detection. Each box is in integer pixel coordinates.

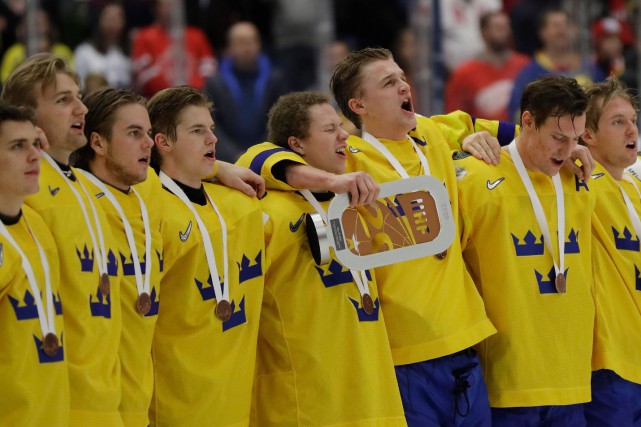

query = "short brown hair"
[
  {"left": 2, "top": 53, "right": 79, "bottom": 108},
  {"left": 70, "top": 87, "right": 146, "bottom": 170},
  {"left": 267, "top": 92, "right": 331, "bottom": 148},
  {"left": 520, "top": 75, "right": 587, "bottom": 129},
  {"left": 330, "top": 47, "right": 393, "bottom": 129},
  {"left": 147, "top": 85, "right": 213, "bottom": 168},
  {"left": 148, "top": 85, "right": 212, "bottom": 142},
  {"left": 585, "top": 76, "right": 638, "bottom": 133},
  {"left": 0, "top": 103, "right": 36, "bottom": 130}
]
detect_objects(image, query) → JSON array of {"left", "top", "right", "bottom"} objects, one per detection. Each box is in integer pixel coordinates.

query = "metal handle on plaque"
[{"left": 306, "top": 175, "right": 456, "bottom": 270}]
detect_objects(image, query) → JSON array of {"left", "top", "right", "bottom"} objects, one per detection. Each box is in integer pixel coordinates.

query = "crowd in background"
[{"left": 0, "top": 0, "right": 636, "bottom": 161}]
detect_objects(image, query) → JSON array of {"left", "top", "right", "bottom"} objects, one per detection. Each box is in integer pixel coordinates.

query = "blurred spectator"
[
  {"left": 0, "top": 8, "right": 73, "bottom": 82},
  {"left": 204, "top": 21, "right": 286, "bottom": 162},
  {"left": 392, "top": 27, "right": 422, "bottom": 113},
  {"left": 0, "top": 0, "right": 23, "bottom": 58},
  {"left": 508, "top": 7, "right": 605, "bottom": 122},
  {"left": 445, "top": 11, "right": 529, "bottom": 121},
  {"left": 74, "top": 2, "right": 131, "bottom": 89},
  {"left": 509, "top": 0, "right": 562, "bottom": 56},
  {"left": 132, "top": 0, "right": 216, "bottom": 98},
  {"left": 440, "top": 0, "right": 501, "bottom": 73},
  {"left": 83, "top": 73, "right": 109, "bottom": 95},
  {"left": 271, "top": 0, "right": 319, "bottom": 91},
  {"left": 184, "top": 0, "right": 273, "bottom": 55},
  {"left": 317, "top": 39, "right": 351, "bottom": 93},
  {"left": 592, "top": 16, "right": 637, "bottom": 90}
]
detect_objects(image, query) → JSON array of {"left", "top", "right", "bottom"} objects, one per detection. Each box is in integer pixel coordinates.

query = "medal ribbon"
[
  {"left": 619, "top": 174, "right": 641, "bottom": 243},
  {"left": 0, "top": 216, "right": 57, "bottom": 339},
  {"left": 508, "top": 141, "right": 565, "bottom": 278},
  {"left": 299, "top": 189, "right": 371, "bottom": 300},
  {"left": 78, "top": 170, "right": 152, "bottom": 297},
  {"left": 159, "top": 172, "right": 229, "bottom": 305},
  {"left": 361, "top": 128, "right": 430, "bottom": 178},
  {"left": 42, "top": 152, "right": 108, "bottom": 279}
]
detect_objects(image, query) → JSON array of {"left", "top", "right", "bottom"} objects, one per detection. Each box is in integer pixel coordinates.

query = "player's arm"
[
  {"left": 211, "top": 161, "right": 266, "bottom": 198},
  {"left": 236, "top": 142, "right": 380, "bottom": 207},
  {"left": 284, "top": 165, "right": 379, "bottom": 207},
  {"left": 429, "top": 111, "right": 519, "bottom": 160}
]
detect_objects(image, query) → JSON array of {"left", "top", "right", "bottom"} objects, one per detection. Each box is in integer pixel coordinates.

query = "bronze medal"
[
  {"left": 362, "top": 293, "right": 375, "bottom": 315},
  {"left": 136, "top": 292, "right": 152, "bottom": 316},
  {"left": 99, "top": 272, "right": 110, "bottom": 296},
  {"left": 555, "top": 273, "right": 566, "bottom": 293},
  {"left": 216, "top": 299, "right": 232, "bottom": 321},
  {"left": 42, "top": 332, "right": 59, "bottom": 357},
  {"left": 434, "top": 249, "right": 447, "bottom": 260}
]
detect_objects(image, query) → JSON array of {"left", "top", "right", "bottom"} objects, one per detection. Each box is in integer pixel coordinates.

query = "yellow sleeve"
[
  {"left": 1, "top": 44, "right": 26, "bottom": 82},
  {"left": 428, "top": 111, "right": 520, "bottom": 151},
  {"left": 236, "top": 142, "right": 309, "bottom": 191},
  {"left": 52, "top": 43, "right": 75, "bottom": 70}
]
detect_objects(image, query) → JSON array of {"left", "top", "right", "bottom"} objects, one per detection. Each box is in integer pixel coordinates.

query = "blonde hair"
[{"left": 2, "top": 53, "right": 79, "bottom": 108}]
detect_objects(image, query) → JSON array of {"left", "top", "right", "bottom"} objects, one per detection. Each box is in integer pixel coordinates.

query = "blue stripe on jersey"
[
  {"left": 497, "top": 121, "right": 516, "bottom": 146},
  {"left": 248, "top": 147, "right": 291, "bottom": 176}
]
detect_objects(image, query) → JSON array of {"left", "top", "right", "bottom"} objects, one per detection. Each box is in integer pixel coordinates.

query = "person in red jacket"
[
  {"left": 445, "top": 11, "right": 529, "bottom": 121},
  {"left": 132, "top": 0, "right": 216, "bottom": 98}
]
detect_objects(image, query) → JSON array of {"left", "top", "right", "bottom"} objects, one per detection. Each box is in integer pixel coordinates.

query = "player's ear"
[
  {"left": 581, "top": 128, "right": 596, "bottom": 147},
  {"left": 521, "top": 111, "right": 535, "bottom": 130},
  {"left": 288, "top": 136, "right": 304, "bottom": 156},
  {"left": 348, "top": 98, "right": 365, "bottom": 115},
  {"left": 89, "top": 132, "right": 107, "bottom": 156},
  {"left": 155, "top": 133, "right": 172, "bottom": 153}
]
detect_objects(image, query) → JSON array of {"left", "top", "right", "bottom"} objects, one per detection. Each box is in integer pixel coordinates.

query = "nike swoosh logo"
[
  {"left": 0, "top": 243, "right": 3, "bottom": 267},
  {"left": 487, "top": 177, "right": 505, "bottom": 190},
  {"left": 179, "top": 221, "right": 193, "bottom": 242},
  {"left": 289, "top": 213, "right": 306, "bottom": 232},
  {"left": 48, "top": 185, "right": 60, "bottom": 196},
  {"left": 96, "top": 192, "right": 105, "bottom": 199},
  {"left": 348, "top": 146, "right": 360, "bottom": 153},
  {"left": 591, "top": 173, "right": 605, "bottom": 180}
]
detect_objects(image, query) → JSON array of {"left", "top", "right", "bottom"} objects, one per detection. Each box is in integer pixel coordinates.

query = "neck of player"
[
  {"left": 362, "top": 120, "right": 409, "bottom": 141},
  {"left": 45, "top": 146, "right": 72, "bottom": 166},
  {"left": 161, "top": 160, "right": 204, "bottom": 189},
  {"left": 89, "top": 160, "right": 131, "bottom": 192},
  {"left": 0, "top": 195, "right": 24, "bottom": 217}
]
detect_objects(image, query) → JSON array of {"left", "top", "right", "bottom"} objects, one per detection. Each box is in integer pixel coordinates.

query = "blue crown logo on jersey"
[
  {"left": 89, "top": 286, "right": 111, "bottom": 318},
  {"left": 76, "top": 245, "right": 95, "bottom": 272},
  {"left": 222, "top": 296, "right": 247, "bottom": 332},
  {"left": 53, "top": 291, "right": 62, "bottom": 315},
  {"left": 10, "top": 290, "right": 62, "bottom": 319},
  {"left": 156, "top": 249, "right": 164, "bottom": 273},
  {"left": 9, "top": 289, "right": 38, "bottom": 320},
  {"left": 144, "top": 287, "right": 159, "bottom": 317},
  {"left": 565, "top": 229, "right": 580, "bottom": 254},
  {"left": 194, "top": 274, "right": 223, "bottom": 301},
  {"left": 512, "top": 231, "right": 544, "bottom": 256},
  {"left": 611, "top": 226, "right": 640, "bottom": 251},
  {"left": 315, "top": 259, "right": 355, "bottom": 288},
  {"left": 120, "top": 252, "right": 148, "bottom": 276},
  {"left": 107, "top": 250, "right": 118, "bottom": 276},
  {"left": 348, "top": 296, "right": 380, "bottom": 322},
  {"left": 33, "top": 334, "right": 64, "bottom": 363},
  {"left": 534, "top": 266, "right": 568, "bottom": 294},
  {"left": 238, "top": 251, "right": 262, "bottom": 283},
  {"left": 635, "top": 265, "right": 641, "bottom": 291}
]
